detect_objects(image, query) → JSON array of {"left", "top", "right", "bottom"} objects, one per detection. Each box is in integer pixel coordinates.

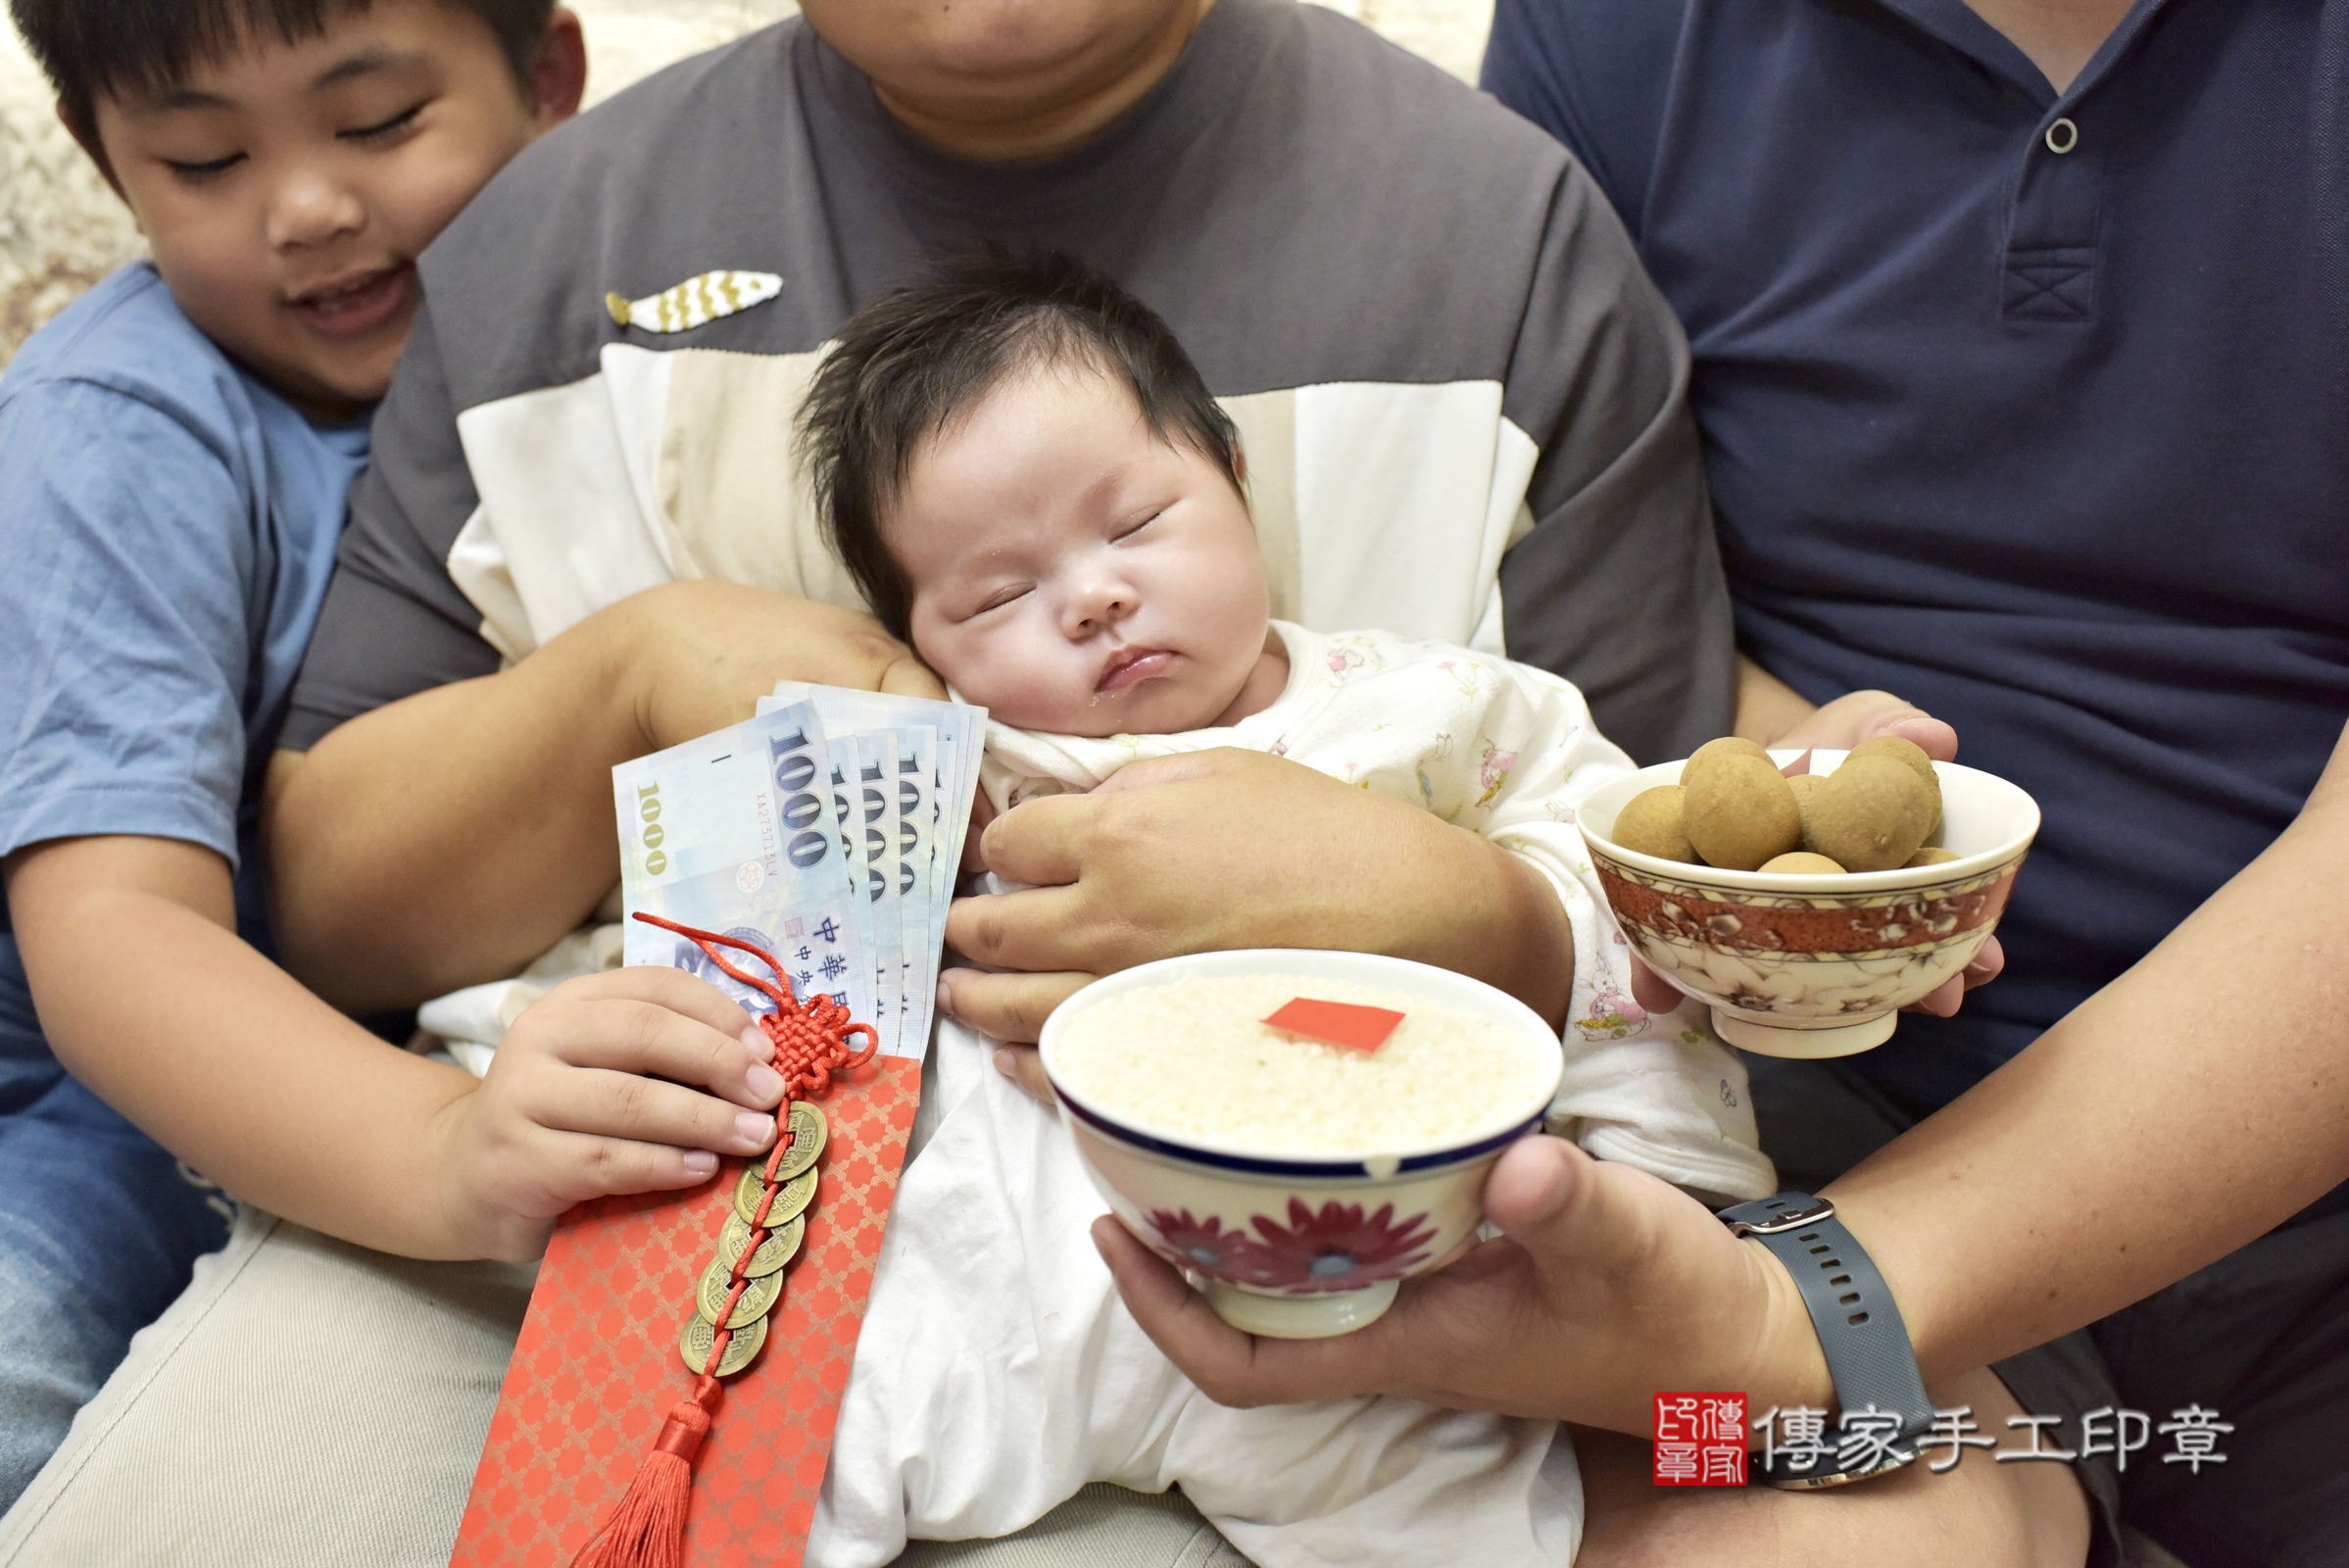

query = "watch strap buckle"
[{"left": 1719, "top": 1194, "right": 1836, "bottom": 1237}]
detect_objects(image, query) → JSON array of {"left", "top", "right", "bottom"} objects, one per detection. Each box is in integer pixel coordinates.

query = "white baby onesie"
[{"left": 805, "top": 623, "right": 1774, "bottom": 1568}]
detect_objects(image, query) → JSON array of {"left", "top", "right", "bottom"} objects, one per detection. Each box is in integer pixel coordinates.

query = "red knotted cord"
[{"left": 569, "top": 914, "right": 880, "bottom": 1568}]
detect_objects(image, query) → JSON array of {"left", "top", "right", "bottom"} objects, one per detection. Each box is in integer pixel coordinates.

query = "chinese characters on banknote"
[{"left": 613, "top": 685, "right": 984, "bottom": 1059}]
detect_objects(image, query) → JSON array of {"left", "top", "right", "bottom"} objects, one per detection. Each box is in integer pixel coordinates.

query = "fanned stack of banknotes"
[{"left": 612, "top": 685, "right": 986, "bottom": 1059}]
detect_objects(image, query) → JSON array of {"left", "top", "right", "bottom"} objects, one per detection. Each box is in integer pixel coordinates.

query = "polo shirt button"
[{"left": 2045, "top": 117, "right": 2080, "bottom": 154}]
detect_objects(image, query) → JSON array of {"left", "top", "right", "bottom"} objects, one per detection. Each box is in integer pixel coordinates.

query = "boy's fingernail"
[
  {"left": 993, "top": 1049, "right": 1017, "bottom": 1079},
  {"left": 735, "top": 1110, "right": 775, "bottom": 1147},
  {"left": 936, "top": 978, "right": 955, "bottom": 1017},
  {"left": 742, "top": 1027, "right": 771, "bottom": 1058},
  {"left": 746, "top": 1063, "right": 783, "bottom": 1100},
  {"left": 683, "top": 1151, "right": 718, "bottom": 1177}
]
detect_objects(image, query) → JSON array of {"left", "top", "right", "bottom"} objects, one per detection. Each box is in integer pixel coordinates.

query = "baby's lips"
[{"left": 1095, "top": 648, "right": 1175, "bottom": 695}]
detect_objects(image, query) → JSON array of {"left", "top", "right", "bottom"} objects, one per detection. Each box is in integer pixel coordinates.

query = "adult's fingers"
[
  {"left": 975, "top": 793, "right": 1097, "bottom": 887},
  {"left": 937, "top": 966, "right": 1096, "bottom": 1044},
  {"left": 1781, "top": 690, "right": 1960, "bottom": 762},
  {"left": 1477, "top": 1136, "right": 1682, "bottom": 1291},
  {"left": 1904, "top": 936, "right": 2004, "bottom": 1016},
  {"left": 1907, "top": 975, "right": 1966, "bottom": 1016},
  {"left": 1877, "top": 710, "right": 1960, "bottom": 762},
  {"left": 991, "top": 1043, "right": 1056, "bottom": 1104},
  {"left": 962, "top": 794, "right": 999, "bottom": 873},
  {"left": 945, "top": 883, "right": 1102, "bottom": 974},
  {"left": 1627, "top": 956, "right": 1684, "bottom": 1016},
  {"left": 1092, "top": 1216, "right": 1400, "bottom": 1408}
]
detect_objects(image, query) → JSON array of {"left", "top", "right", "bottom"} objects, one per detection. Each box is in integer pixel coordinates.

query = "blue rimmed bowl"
[{"left": 1040, "top": 949, "right": 1564, "bottom": 1339}]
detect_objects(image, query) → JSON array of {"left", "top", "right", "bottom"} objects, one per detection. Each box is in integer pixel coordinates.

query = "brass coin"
[
  {"left": 717, "top": 1212, "right": 804, "bottom": 1278},
  {"left": 771, "top": 1102, "right": 828, "bottom": 1182},
  {"left": 697, "top": 1260, "right": 784, "bottom": 1330},
  {"left": 678, "top": 1308, "right": 767, "bottom": 1378},
  {"left": 733, "top": 1164, "right": 818, "bottom": 1230}
]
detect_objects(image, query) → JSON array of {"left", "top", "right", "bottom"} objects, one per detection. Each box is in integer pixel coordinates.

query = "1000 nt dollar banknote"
[{"left": 614, "top": 702, "right": 873, "bottom": 1025}]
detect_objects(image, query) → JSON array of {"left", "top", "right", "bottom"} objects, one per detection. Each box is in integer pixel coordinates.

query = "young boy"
[
  {"left": 780, "top": 252, "right": 1776, "bottom": 1565},
  {"left": 0, "top": 0, "right": 609, "bottom": 1502}
]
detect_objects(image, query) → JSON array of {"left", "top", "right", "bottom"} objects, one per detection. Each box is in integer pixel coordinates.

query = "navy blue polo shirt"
[{"left": 1486, "top": 0, "right": 2349, "bottom": 1110}]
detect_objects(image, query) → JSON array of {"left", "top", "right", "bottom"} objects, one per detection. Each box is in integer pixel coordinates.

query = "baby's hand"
[{"left": 432, "top": 966, "right": 785, "bottom": 1261}]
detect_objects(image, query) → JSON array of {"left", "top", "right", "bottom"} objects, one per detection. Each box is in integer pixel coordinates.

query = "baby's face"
[{"left": 891, "top": 363, "right": 1272, "bottom": 737}]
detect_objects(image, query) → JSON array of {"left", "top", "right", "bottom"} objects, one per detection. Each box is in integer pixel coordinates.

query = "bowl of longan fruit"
[{"left": 1576, "top": 737, "right": 2039, "bottom": 1058}]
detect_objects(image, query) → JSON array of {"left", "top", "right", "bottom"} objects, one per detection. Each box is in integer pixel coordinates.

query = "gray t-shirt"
[{"left": 287, "top": 0, "right": 1732, "bottom": 762}]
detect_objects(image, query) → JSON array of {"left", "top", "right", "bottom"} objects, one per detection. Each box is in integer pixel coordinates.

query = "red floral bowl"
[
  {"left": 1040, "top": 949, "right": 1563, "bottom": 1340},
  {"left": 1576, "top": 752, "right": 2039, "bottom": 1058}
]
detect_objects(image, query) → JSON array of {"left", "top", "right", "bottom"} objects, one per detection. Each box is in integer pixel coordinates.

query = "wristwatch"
[{"left": 1716, "top": 1193, "right": 1933, "bottom": 1488}]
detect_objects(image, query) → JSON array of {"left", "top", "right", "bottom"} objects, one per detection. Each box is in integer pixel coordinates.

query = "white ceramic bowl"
[
  {"left": 1040, "top": 949, "right": 1563, "bottom": 1339},
  {"left": 1575, "top": 751, "right": 2039, "bottom": 1058}
]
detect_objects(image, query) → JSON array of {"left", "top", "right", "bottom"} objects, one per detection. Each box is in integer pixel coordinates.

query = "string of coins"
[{"left": 571, "top": 913, "right": 879, "bottom": 1568}]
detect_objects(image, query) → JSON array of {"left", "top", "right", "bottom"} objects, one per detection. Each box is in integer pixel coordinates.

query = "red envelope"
[
  {"left": 1263, "top": 998, "right": 1405, "bottom": 1054},
  {"left": 450, "top": 1054, "right": 921, "bottom": 1568}
]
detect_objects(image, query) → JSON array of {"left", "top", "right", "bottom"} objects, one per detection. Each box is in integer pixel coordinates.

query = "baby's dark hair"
[
  {"left": 13, "top": 0, "right": 559, "bottom": 148},
  {"left": 798, "top": 249, "right": 1242, "bottom": 641}
]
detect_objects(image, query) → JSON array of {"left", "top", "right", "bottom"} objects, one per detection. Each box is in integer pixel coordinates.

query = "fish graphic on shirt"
[{"left": 605, "top": 270, "right": 783, "bottom": 333}]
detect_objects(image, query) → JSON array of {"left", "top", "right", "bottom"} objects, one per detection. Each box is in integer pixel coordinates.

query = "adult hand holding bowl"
[
  {"left": 1577, "top": 748, "right": 2038, "bottom": 1057},
  {"left": 1039, "top": 949, "right": 1563, "bottom": 1339}
]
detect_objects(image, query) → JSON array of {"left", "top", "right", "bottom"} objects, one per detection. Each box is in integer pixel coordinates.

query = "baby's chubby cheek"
[{"left": 912, "top": 625, "right": 1087, "bottom": 731}]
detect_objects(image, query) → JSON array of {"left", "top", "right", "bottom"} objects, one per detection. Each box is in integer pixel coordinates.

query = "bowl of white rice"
[{"left": 1040, "top": 949, "right": 1564, "bottom": 1339}]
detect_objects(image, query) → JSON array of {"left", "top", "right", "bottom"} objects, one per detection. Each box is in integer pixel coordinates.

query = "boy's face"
[
  {"left": 892, "top": 363, "right": 1272, "bottom": 738},
  {"left": 87, "top": 0, "right": 584, "bottom": 420}
]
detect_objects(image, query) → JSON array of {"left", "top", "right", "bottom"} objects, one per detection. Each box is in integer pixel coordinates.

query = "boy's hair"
[
  {"left": 13, "top": 0, "right": 557, "bottom": 148},
  {"left": 798, "top": 249, "right": 1243, "bottom": 642}
]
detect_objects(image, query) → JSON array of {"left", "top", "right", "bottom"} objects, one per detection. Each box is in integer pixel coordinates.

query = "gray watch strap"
[{"left": 1716, "top": 1193, "right": 1933, "bottom": 1487}]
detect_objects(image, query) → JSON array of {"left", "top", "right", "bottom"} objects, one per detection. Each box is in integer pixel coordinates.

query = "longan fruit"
[
  {"left": 1787, "top": 772, "right": 1824, "bottom": 853},
  {"left": 1688, "top": 736, "right": 1772, "bottom": 769},
  {"left": 1683, "top": 754, "right": 1803, "bottom": 870},
  {"left": 1759, "top": 852, "right": 1846, "bottom": 875},
  {"left": 1612, "top": 784, "right": 1696, "bottom": 862},
  {"left": 1802, "top": 754, "right": 1937, "bottom": 871},
  {"left": 1904, "top": 847, "right": 1960, "bottom": 867},
  {"left": 1848, "top": 736, "right": 1942, "bottom": 834}
]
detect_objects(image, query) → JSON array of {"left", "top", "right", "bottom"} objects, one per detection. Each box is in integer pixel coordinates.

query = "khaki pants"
[{"left": 0, "top": 1208, "right": 1245, "bottom": 1568}]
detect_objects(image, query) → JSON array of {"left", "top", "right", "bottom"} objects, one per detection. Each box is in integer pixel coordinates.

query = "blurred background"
[{"left": 0, "top": 0, "right": 1493, "bottom": 365}]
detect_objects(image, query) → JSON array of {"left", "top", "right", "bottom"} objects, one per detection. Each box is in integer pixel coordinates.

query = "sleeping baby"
[{"left": 791, "top": 252, "right": 1776, "bottom": 1567}]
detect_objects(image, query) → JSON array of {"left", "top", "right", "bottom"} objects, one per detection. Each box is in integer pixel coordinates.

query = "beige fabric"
[
  {"left": 905, "top": 1488, "right": 1249, "bottom": 1568},
  {"left": 0, "top": 1208, "right": 1244, "bottom": 1568}
]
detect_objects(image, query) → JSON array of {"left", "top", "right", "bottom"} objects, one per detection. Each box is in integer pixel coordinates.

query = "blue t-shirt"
[
  {"left": 1485, "top": 0, "right": 2349, "bottom": 1109},
  {"left": 0, "top": 263, "right": 370, "bottom": 1092}
]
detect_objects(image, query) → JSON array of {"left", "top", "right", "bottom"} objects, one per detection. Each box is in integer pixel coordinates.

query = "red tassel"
[{"left": 571, "top": 1378, "right": 723, "bottom": 1568}]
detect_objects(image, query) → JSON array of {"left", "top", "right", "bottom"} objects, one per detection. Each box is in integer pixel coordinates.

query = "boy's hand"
[{"left": 431, "top": 966, "right": 787, "bottom": 1261}]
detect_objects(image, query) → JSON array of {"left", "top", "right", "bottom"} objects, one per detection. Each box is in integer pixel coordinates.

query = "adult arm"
[
  {"left": 1101, "top": 717, "right": 2349, "bottom": 1430},
  {"left": 267, "top": 300, "right": 938, "bottom": 1014},
  {"left": 268, "top": 581, "right": 936, "bottom": 1013},
  {"left": 944, "top": 749, "right": 1576, "bottom": 1037}
]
